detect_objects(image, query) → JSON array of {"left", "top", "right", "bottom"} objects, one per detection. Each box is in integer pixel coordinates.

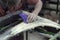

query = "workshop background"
[
  {"left": 0, "top": 0, "right": 60, "bottom": 40},
  {"left": 8, "top": 0, "right": 60, "bottom": 40}
]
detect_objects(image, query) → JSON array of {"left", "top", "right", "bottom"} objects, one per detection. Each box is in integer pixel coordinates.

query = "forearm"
[{"left": 32, "top": 0, "right": 43, "bottom": 15}]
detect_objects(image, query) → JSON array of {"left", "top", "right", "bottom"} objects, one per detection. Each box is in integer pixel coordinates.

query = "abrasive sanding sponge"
[{"left": 19, "top": 12, "right": 28, "bottom": 23}]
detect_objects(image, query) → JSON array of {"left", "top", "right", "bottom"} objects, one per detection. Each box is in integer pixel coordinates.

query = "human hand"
[
  {"left": 0, "top": 6, "right": 5, "bottom": 17},
  {"left": 22, "top": 11, "right": 38, "bottom": 23},
  {"left": 27, "top": 13, "right": 38, "bottom": 23},
  {"left": 8, "top": 6, "right": 15, "bottom": 12}
]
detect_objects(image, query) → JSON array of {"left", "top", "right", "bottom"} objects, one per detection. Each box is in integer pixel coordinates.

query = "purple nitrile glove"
[{"left": 19, "top": 13, "right": 28, "bottom": 23}]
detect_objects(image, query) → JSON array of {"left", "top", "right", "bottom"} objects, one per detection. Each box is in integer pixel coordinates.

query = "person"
[{"left": 0, "top": 0, "right": 45, "bottom": 23}]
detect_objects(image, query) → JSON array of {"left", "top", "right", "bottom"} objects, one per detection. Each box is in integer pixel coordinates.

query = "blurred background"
[{"left": 0, "top": 0, "right": 60, "bottom": 40}]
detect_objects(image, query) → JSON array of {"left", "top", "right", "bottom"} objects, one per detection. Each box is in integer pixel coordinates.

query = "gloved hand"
[{"left": 0, "top": 6, "right": 5, "bottom": 17}]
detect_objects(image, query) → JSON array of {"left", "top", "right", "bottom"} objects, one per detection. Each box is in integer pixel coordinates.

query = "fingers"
[
  {"left": 30, "top": 15, "right": 37, "bottom": 22},
  {"left": 27, "top": 14, "right": 37, "bottom": 23},
  {"left": 8, "top": 6, "right": 15, "bottom": 12},
  {"left": 0, "top": 8, "right": 5, "bottom": 16},
  {"left": 27, "top": 15, "right": 33, "bottom": 23}
]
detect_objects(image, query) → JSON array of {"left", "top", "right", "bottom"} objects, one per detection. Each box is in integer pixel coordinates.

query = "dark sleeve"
[
  {"left": 27, "top": 0, "right": 38, "bottom": 5},
  {"left": 41, "top": 0, "right": 48, "bottom": 4}
]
